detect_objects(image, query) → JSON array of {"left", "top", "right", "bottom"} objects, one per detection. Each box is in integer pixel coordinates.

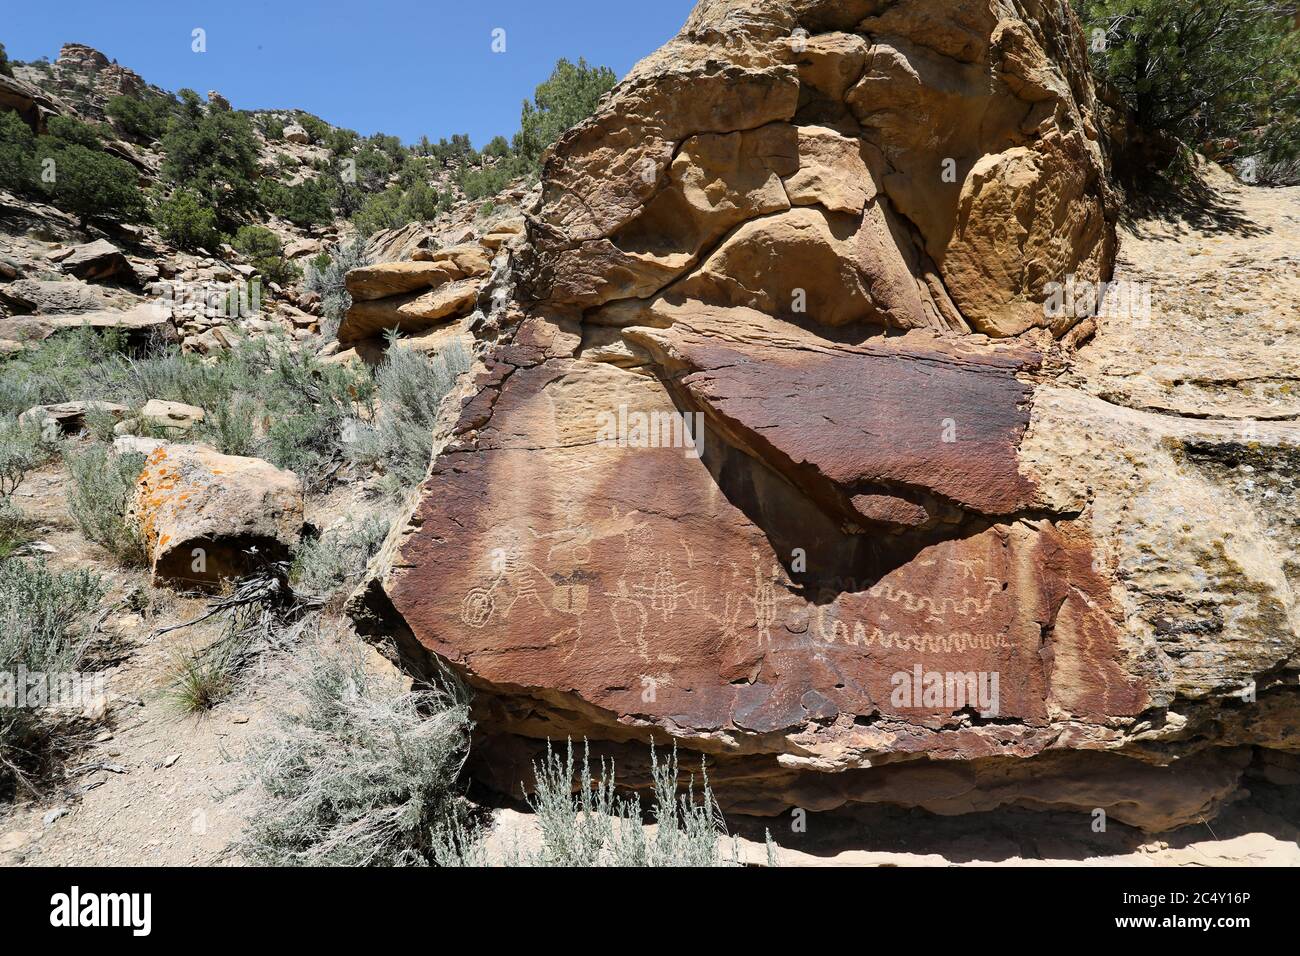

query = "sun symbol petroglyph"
[{"left": 461, "top": 586, "right": 496, "bottom": 629}]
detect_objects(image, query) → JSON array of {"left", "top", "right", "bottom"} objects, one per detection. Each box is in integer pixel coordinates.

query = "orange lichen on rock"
[{"left": 128, "top": 444, "right": 305, "bottom": 590}]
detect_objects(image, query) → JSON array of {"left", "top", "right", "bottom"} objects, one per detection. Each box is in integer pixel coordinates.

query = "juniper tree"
[{"left": 1076, "top": 0, "right": 1300, "bottom": 176}]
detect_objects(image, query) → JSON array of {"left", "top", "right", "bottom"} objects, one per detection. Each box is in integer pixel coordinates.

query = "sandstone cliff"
[{"left": 352, "top": 0, "right": 1298, "bottom": 831}]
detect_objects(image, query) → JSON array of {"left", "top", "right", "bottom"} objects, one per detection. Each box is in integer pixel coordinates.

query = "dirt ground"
[
  {"left": 2, "top": 175, "right": 1298, "bottom": 867},
  {"left": 0, "top": 463, "right": 384, "bottom": 866}
]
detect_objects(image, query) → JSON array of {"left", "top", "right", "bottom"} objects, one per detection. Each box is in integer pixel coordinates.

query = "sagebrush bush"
[
  {"left": 82, "top": 403, "right": 125, "bottom": 443},
  {"left": 109, "top": 334, "right": 367, "bottom": 484},
  {"left": 6, "top": 328, "right": 374, "bottom": 494},
  {"left": 3, "top": 322, "right": 475, "bottom": 500},
  {"left": 0, "top": 416, "right": 54, "bottom": 498},
  {"left": 292, "top": 511, "right": 392, "bottom": 603},
  {"left": 437, "top": 740, "right": 738, "bottom": 868},
  {"left": 350, "top": 338, "right": 472, "bottom": 494},
  {"left": 0, "top": 499, "right": 33, "bottom": 562},
  {"left": 0, "top": 558, "right": 107, "bottom": 798},
  {"left": 238, "top": 655, "right": 747, "bottom": 867},
  {"left": 240, "top": 646, "right": 472, "bottom": 866},
  {"left": 303, "top": 239, "right": 369, "bottom": 341},
  {"left": 0, "top": 325, "right": 131, "bottom": 418},
  {"left": 110, "top": 349, "right": 224, "bottom": 410},
  {"left": 64, "top": 446, "right": 147, "bottom": 566},
  {"left": 0, "top": 416, "right": 55, "bottom": 560},
  {"left": 237, "top": 339, "right": 368, "bottom": 486},
  {"left": 200, "top": 393, "right": 259, "bottom": 458}
]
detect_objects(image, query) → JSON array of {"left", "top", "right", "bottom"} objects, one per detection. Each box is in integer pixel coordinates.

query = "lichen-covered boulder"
[{"left": 130, "top": 444, "right": 303, "bottom": 589}]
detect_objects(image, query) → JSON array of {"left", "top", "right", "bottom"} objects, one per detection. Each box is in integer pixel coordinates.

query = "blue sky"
[{"left": 2, "top": 0, "right": 698, "bottom": 147}]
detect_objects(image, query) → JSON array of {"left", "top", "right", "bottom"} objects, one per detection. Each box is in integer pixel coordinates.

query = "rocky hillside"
[{"left": 0, "top": 40, "right": 538, "bottom": 356}]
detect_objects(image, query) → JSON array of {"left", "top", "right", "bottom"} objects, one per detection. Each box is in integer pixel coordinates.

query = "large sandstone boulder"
[
  {"left": 516, "top": 0, "right": 1113, "bottom": 336},
  {"left": 344, "top": 261, "right": 466, "bottom": 301},
  {"left": 351, "top": 0, "right": 1295, "bottom": 831},
  {"left": 283, "top": 237, "right": 322, "bottom": 260},
  {"left": 365, "top": 222, "right": 437, "bottom": 264},
  {"left": 59, "top": 240, "right": 136, "bottom": 283},
  {"left": 0, "top": 278, "right": 107, "bottom": 314},
  {"left": 131, "top": 444, "right": 304, "bottom": 590},
  {"left": 416, "top": 244, "right": 493, "bottom": 277},
  {"left": 340, "top": 280, "right": 481, "bottom": 343},
  {"left": 338, "top": 245, "right": 492, "bottom": 345},
  {"left": 117, "top": 399, "right": 206, "bottom": 436}
]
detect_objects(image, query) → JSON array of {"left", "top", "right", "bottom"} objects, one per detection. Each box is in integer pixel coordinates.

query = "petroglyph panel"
[{"left": 389, "top": 359, "right": 1145, "bottom": 754}]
